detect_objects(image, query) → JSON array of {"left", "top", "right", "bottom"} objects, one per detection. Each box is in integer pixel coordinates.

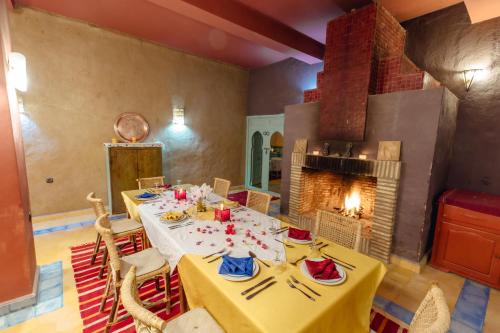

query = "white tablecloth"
[{"left": 138, "top": 192, "right": 286, "bottom": 271}]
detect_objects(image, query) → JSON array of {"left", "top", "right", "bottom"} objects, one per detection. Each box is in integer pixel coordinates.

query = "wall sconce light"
[
  {"left": 8, "top": 52, "right": 28, "bottom": 92},
  {"left": 172, "top": 107, "right": 184, "bottom": 126},
  {"left": 462, "top": 69, "right": 482, "bottom": 92}
]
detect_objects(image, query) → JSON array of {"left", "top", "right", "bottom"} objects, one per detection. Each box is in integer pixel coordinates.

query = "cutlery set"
[
  {"left": 241, "top": 275, "right": 320, "bottom": 302},
  {"left": 271, "top": 226, "right": 288, "bottom": 235},
  {"left": 168, "top": 220, "right": 193, "bottom": 230},
  {"left": 274, "top": 238, "right": 294, "bottom": 248},
  {"left": 207, "top": 251, "right": 231, "bottom": 263},
  {"left": 321, "top": 253, "right": 356, "bottom": 271}
]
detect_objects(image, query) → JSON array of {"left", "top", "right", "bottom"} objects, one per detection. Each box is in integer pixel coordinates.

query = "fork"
[
  {"left": 202, "top": 248, "right": 225, "bottom": 260},
  {"left": 290, "top": 255, "right": 307, "bottom": 266},
  {"left": 286, "top": 279, "right": 315, "bottom": 301},
  {"left": 274, "top": 239, "right": 294, "bottom": 248},
  {"left": 290, "top": 275, "right": 321, "bottom": 296}
]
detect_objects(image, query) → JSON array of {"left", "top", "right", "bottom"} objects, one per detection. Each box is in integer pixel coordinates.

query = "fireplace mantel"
[{"left": 303, "top": 154, "right": 401, "bottom": 180}]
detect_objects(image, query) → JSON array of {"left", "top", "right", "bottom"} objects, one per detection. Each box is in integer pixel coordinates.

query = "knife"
[
  {"left": 274, "top": 228, "right": 289, "bottom": 235},
  {"left": 241, "top": 276, "right": 275, "bottom": 295},
  {"left": 245, "top": 281, "right": 277, "bottom": 300}
]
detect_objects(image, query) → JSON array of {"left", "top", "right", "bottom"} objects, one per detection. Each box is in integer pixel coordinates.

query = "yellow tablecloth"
[{"left": 122, "top": 189, "right": 386, "bottom": 333}]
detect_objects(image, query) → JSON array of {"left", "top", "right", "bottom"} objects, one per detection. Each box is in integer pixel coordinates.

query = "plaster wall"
[
  {"left": 248, "top": 58, "right": 322, "bottom": 116},
  {"left": 10, "top": 8, "right": 249, "bottom": 215},
  {"left": 404, "top": 3, "right": 500, "bottom": 196}
]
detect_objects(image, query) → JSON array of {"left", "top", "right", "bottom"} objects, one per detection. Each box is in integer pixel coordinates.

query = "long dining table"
[{"left": 122, "top": 188, "right": 386, "bottom": 333}]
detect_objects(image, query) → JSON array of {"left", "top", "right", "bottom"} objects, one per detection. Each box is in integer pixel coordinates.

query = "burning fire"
[{"left": 344, "top": 191, "right": 361, "bottom": 217}]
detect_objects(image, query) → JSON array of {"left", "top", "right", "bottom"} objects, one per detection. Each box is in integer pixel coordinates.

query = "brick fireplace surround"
[{"left": 289, "top": 139, "right": 401, "bottom": 263}]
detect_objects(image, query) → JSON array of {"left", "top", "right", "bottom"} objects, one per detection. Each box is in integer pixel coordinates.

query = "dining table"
[{"left": 122, "top": 188, "right": 387, "bottom": 333}]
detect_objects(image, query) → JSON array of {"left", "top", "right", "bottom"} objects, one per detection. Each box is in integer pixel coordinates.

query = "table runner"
[
  {"left": 122, "top": 189, "right": 386, "bottom": 333},
  {"left": 123, "top": 190, "right": 286, "bottom": 270}
]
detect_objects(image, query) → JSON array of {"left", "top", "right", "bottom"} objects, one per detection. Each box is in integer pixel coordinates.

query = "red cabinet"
[{"left": 431, "top": 190, "right": 500, "bottom": 288}]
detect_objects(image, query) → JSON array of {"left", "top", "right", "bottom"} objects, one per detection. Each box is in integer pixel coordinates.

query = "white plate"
[
  {"left": 300, "top": 258, "right": 347, "bottom": 286},
  {"left": 217, "top": 259, "right": 260, "bottom": 282},
  {"left": 284, "top": 235, "right": 312, "bottom": 245},
  {"left": 135, "top": 194, "right": 159, "bottom": 201}
]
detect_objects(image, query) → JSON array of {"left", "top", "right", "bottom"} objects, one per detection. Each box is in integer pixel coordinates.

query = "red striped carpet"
[
  {"left": 71, "top": 239, "right": 406, "bottom": 333},
  {"left": 70, "top": 238, "right": 180, "bottom": 333}
]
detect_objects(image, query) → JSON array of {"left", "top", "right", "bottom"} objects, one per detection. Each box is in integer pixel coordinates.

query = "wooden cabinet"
[
  {"left": 431, "top": 189, "right": 500, "bottom": 288},
  {"left": 104, "top": 144, "right": 163, "bottom": 214}
]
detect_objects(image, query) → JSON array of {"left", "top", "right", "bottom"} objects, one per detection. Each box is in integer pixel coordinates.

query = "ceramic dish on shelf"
[
  {"left": 299, "top": 258, "right": 347, "bottom": 286},
  {"left": 114, "top": 112, "right": 150, "bottom": 143},
  {"left": 217, "top": 260, "right": 259, "bottom": 282}
]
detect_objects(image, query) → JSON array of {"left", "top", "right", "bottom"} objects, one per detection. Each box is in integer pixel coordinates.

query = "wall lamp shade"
[
  {"left": 462, "top": 69, "right": 482, "bottom": 92},
  {"left": 8, "top": 52, "right": 28, "bottom": 92},
  {"left": 173, "top": 107, "right": 185, "bottom": 125}
]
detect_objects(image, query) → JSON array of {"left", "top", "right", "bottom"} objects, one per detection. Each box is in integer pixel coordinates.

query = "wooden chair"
[
  {"left": 213, "top": 178, "right": 231, "bottom": 198},
  {"left": 121, "top": 266, "right": 224, "bottom": 333},
  {"left": 86, "top": 192, "right": 144, "bottom": 278},
  {"left": 122, "top": 265, "right": 224, "bottom": 333},
  {"left": 137, "top": 176, "right": 165, "bottom": 189},
  {"left": 95, "top": 214, "right": 172, "bottom": 333},
  {"left": 246, "top": 190, "right": 272, "bottom": 215},
  {"left": 408, "top": 284, "right": 450, "bottom": 333},
  {"left": 315, "top": 209, "right": 362, "bottom": 252}
]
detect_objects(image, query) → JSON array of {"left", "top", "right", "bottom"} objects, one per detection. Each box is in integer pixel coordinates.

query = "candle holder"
[
  {"left": 174, "top": 188, "right": 186, "bottom": 200},
  {"left": 215, "top": 205, "right": 231, "bottom": 222}
]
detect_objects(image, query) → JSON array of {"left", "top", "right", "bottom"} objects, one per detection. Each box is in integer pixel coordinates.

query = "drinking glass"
[{"left": 272, "top": 249, "right": 287, "bottom": 273}]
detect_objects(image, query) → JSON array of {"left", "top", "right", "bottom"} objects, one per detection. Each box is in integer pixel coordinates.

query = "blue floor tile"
[
  {"left": 33, "top": 213, "right": 127, "bottom": 236},
  {"left": 0, "top": 261, "right": 63, "bottom": 329},
  {"left": 450, "top": 279, "right": 489, "bottom": 332}
]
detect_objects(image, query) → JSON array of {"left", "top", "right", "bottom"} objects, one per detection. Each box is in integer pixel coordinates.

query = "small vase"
[{"left": 196, "top": 198, "right": 206, "bottom": 212}]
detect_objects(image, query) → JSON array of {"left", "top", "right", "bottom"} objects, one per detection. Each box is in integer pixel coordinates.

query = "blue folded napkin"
[
  {"left": 135, "top": 192, "right": 156, "bottom": 199},
  {"left": 218, "top": 255, "right": 254, "bottom": 277}
]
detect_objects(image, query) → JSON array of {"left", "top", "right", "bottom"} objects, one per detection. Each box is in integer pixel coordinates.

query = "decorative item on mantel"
[
  {"left": 342, "top": 143, "right": 353, "bottom": 158},
  {"left": 377, "top": 141, "right": 401, "bottom": 161},
  {"left": 321, "top": 142, "right": 330, "bottom": 156},
  {"left": 114, "top": 112, "right": 150, "bottom": 143}
]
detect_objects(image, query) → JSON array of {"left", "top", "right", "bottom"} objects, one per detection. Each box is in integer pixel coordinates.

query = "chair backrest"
[
  {"left": 137, "top": 176, "right": 165, "bottom": 189},
  {"left": 86, "top": 192, "right": 109, "bottom": 225},
  {"left": 246, "top": 190, "right": 272, "bottom": 215},
  {"left": 409, "top": 284, "right": 450, "bottom": 333},
  {"left": 315, "top": 210, "right": 362, "bottom": 252},
  {"left": 122, "top": 266, "right": 166, "bottom": 333},
  {"left": 95, "top": 214, "right": 122, "bottom": 281},
  {"left": 213, "top": 178, "right": 231, "bottom": 198}
]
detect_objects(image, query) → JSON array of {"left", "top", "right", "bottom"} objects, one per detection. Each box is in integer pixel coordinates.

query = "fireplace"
[{"left": 289, "top": 139, "right": 401, "bottom": 263}]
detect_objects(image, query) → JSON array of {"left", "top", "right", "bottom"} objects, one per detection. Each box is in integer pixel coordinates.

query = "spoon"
[{"left": 248, "top": 251, "right": 270, "bottom": 268}]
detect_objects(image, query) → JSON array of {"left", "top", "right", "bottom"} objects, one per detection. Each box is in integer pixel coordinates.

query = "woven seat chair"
[
  {"left": 122, "top": 266, "right": 225, "bottom": 333},
  {"left": 86, "top": 192, "right": 144, "bottom": 278},
  {"left": 246, "top": 190, "right": 272, "bottom": 215},
  {"left": 408, "top": 284, "right": 450, "bottom": 333},
  {"left": 315, "top": 209, "right": 362, "bottom": 252},
  {"left": 213, "top": 178, "right": 231, "bottom": 198},
  {"left": 95, "top": 214, "right": 172, "bottom": 333},
  {"left": 137, "top": 176, "right": 165, "bottom": 189}
]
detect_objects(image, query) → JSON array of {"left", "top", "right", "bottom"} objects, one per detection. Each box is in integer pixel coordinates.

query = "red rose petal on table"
[
  {"left": 226, "top": 238, "right": 232, "bottom": 242},
  {"left": 262, "top": 244, "right": 268, "bottom": 249},
  {"left": 257, "top": 240, "right": 262, "bottom": 245},
  {"left": 251, "top": 236, "right": 256, "bottom": 240}
]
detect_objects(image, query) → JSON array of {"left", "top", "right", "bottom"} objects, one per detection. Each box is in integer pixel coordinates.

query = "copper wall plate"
[{"left": 114, "top": 113, "right": 150, "bottom": 143}]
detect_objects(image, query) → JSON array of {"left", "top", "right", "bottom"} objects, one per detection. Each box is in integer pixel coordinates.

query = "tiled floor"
[{"left": 4, "top": 210, "right": 500, "bottom": 332}]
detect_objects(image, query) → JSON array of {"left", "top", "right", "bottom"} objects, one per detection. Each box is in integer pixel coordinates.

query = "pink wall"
[{"left": 0, "top": 0, "right": 36, "bottom": 303}]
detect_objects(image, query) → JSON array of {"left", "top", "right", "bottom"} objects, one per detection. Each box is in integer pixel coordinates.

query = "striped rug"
[
  {"left": 71, "top": 240, "right": 406, "bottom": 333},
  {"left": 70, "top": 238, "right": 180, "bottom": 333}
]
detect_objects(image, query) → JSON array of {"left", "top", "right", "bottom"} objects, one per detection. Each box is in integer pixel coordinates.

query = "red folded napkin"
[
  {"left": 305, "top": 259, "right": 340, "bottom": 280},
  {"left": 288, "top": 227, "right": 311, "bottom": 240}
]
